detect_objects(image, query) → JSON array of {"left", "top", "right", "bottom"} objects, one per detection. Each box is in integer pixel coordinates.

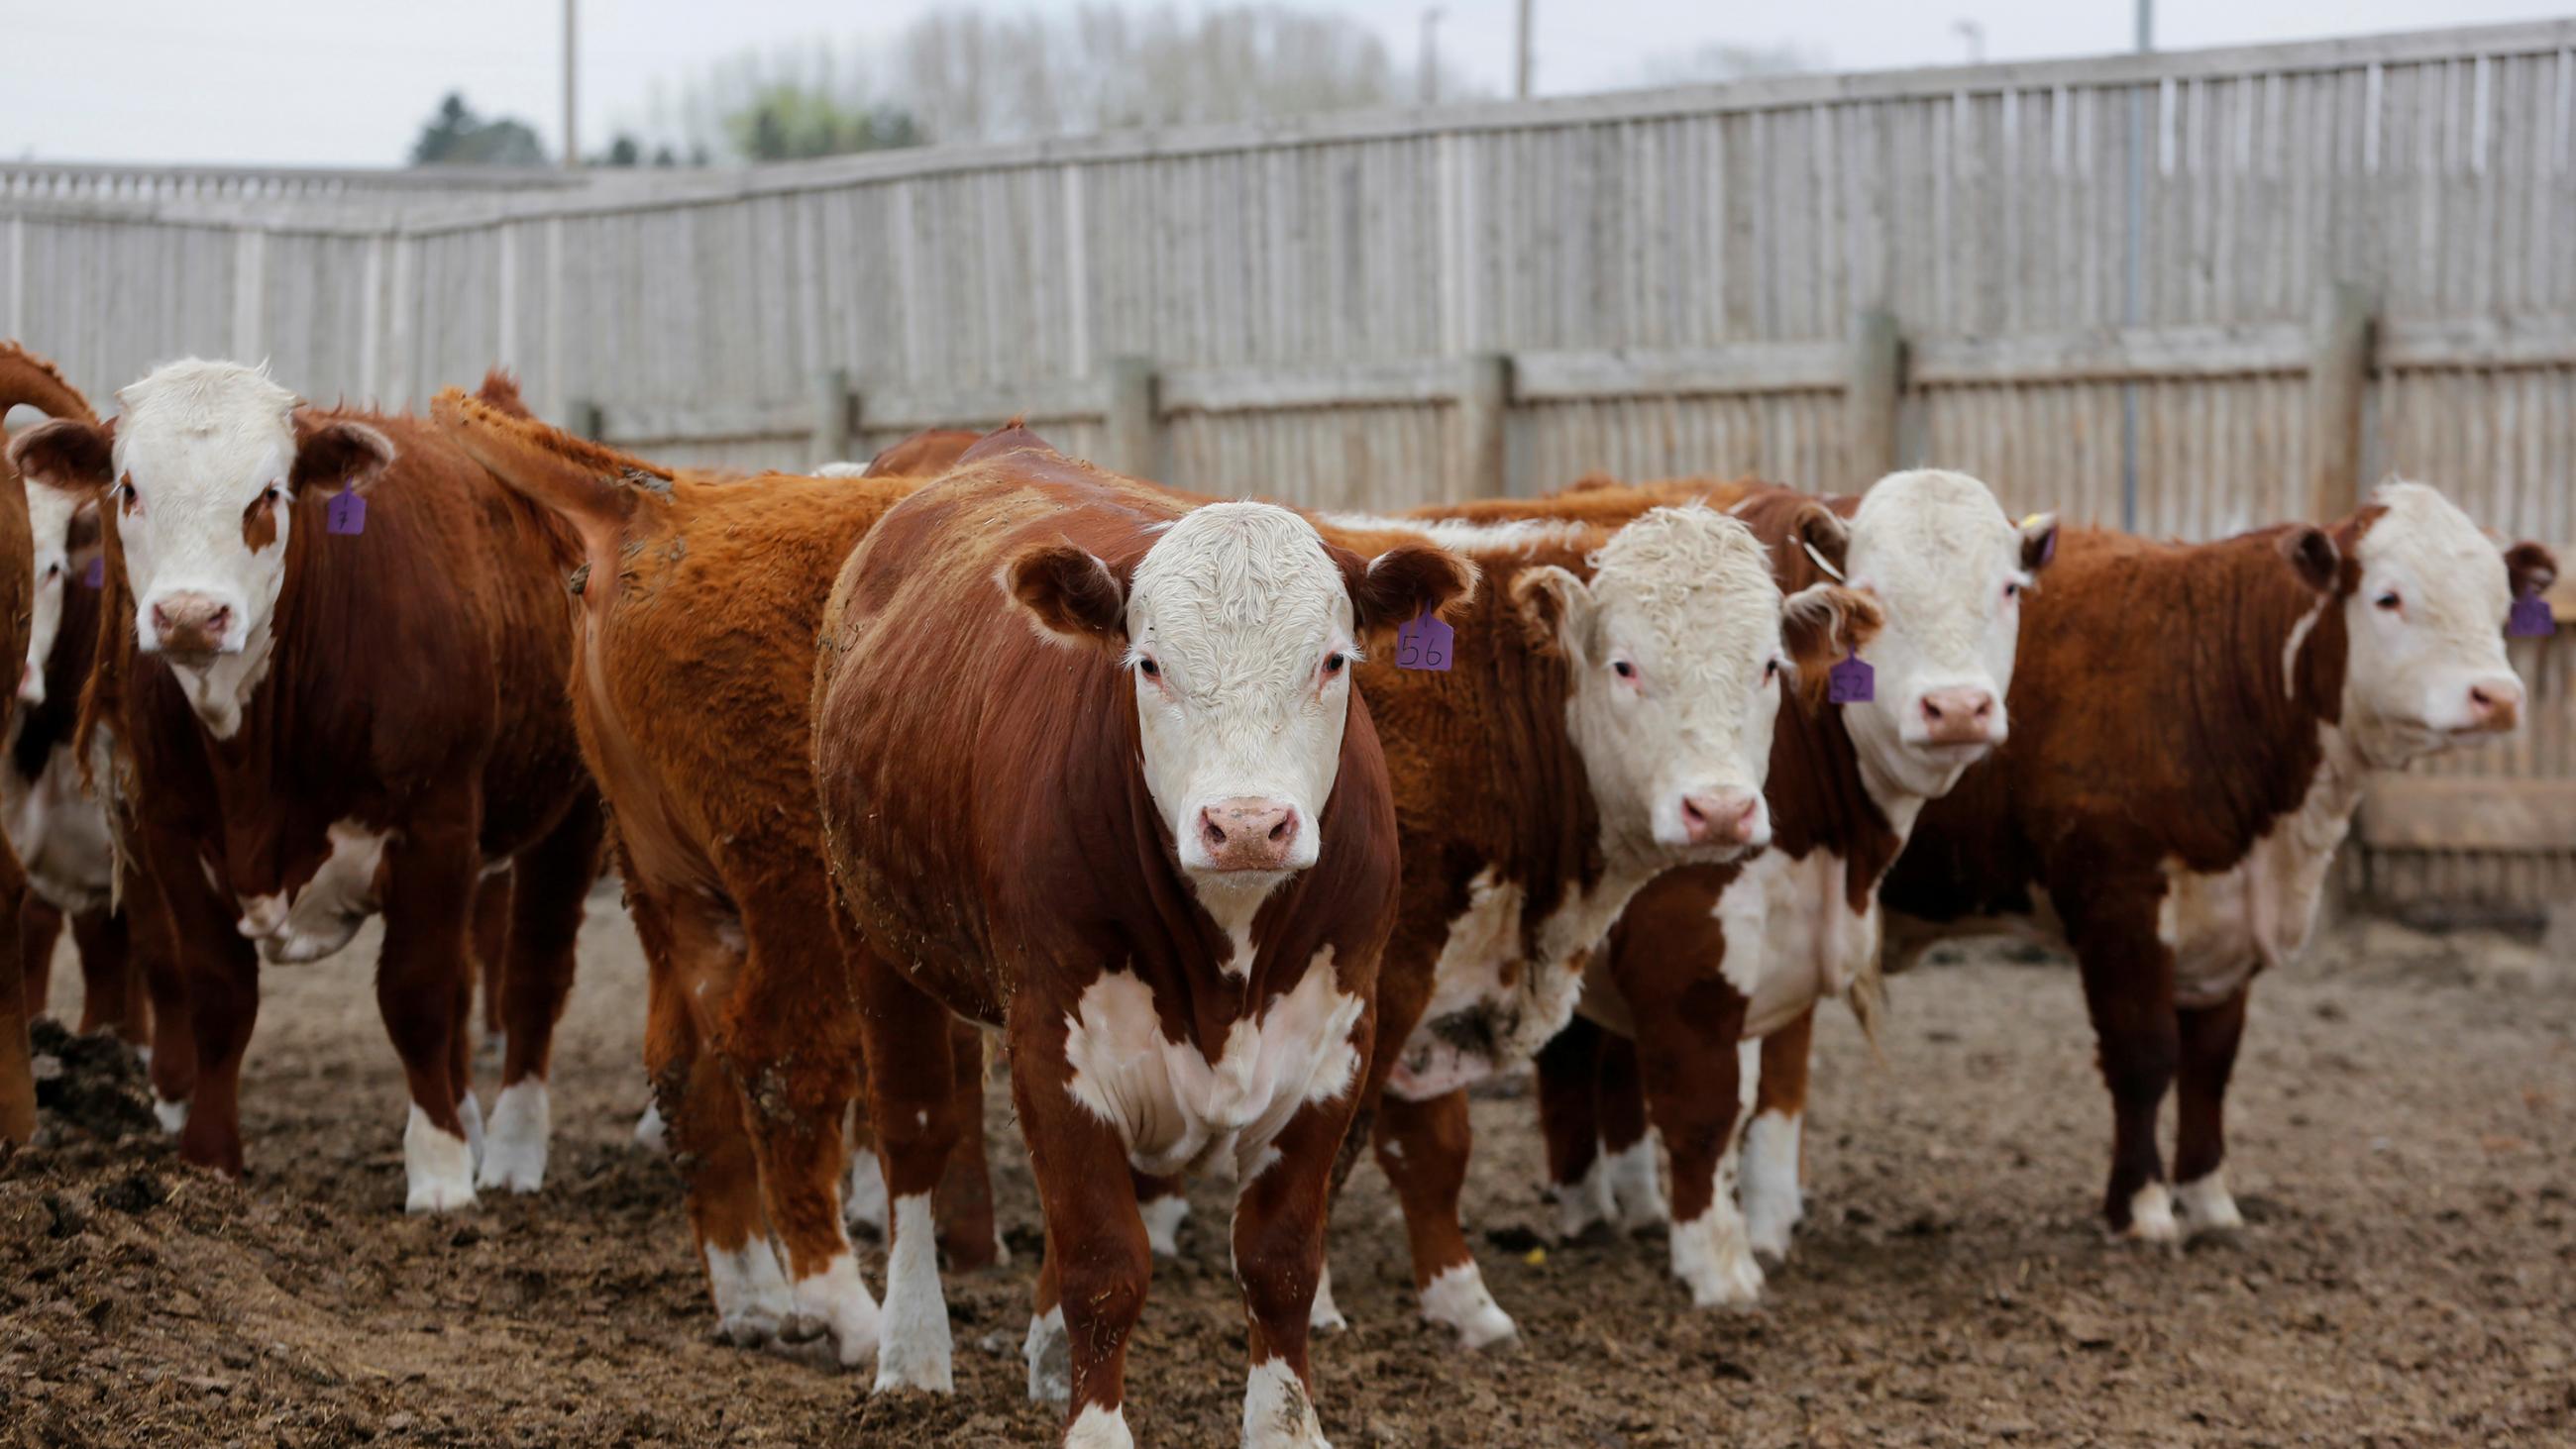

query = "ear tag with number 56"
[
  {"left": 1396, "top": 608, "right": 1453, "bottom": 672},
  {"left": 1828, "top": 650, "right": 1875, "bottom": 704},
  {"left": 327, "top": 486, "right": 367, "bottom": 536}
]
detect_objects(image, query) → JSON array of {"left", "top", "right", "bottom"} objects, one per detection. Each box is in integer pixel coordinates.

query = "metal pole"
[
  {"left": 1515, "top": 0, "right": 1534, "bottom": 99},
  {"left": 2118, "top": 0, "right": 2152, "bottom": 532},
  {"left": 1420, "top": 9, "right": 1444, "bottom": 106},
  {"left": 562, "top": 0, "right": 579, "bottom": 169}
]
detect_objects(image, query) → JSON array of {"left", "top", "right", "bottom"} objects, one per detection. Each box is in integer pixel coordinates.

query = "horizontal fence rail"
[{"left": 8, "top": 19, "right": 2576, "bottom": 912}]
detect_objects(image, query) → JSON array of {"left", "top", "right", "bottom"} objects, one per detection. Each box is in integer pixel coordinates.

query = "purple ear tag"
[
  {"left": 1396, "top": 608, "right": 1454, "bottom": 672},
  {"left": 327, "top": 486, "right": 367, "bottom": 536},
  {"left": 2509, "top": 591, "right": 2554, "bottom": 639},
  {"left": 1828, "top": 650, "right": 1875, "bottom": 704},
  {"left": 81, "top": 556, "right": 104, "bottom": 588}
]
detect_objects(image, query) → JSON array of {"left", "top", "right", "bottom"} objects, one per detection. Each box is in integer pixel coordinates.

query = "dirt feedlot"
[{"left": 4, "top": 886, "right": 2570, "bottom": 1447}]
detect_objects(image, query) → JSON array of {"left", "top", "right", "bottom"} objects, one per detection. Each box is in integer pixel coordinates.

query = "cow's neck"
[{"left": 168, "top": 614, "right": 276, "bottom": 742}]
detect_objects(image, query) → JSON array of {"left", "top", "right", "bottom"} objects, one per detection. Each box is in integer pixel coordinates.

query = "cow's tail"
[
  {"left": 0, "top": 342, "right": 98, "bottom": 426},
  {"left": 432, "top": 387, "right": 678, "bottom": 583},
  {"left": 1845, "top": 952, "right": 1887, "bottom": 1061}
]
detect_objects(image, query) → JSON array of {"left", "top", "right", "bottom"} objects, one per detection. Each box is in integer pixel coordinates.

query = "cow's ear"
[
  {"left": 2018, "top": 511, "right": 2061, "bottom": 572},
  {"left": 290, "top": 414, "right": 395, "bottom": 495},
  {"left": 1510, "top": 564, "right": 1595, "bottom": 661},
  {"left": 2505, "top": 540, "right": 2558, "bottom": 601},
  {"left": 1788, "top": 501, "right": 1850, "bottom": 581},
  {"left": 2279, "top": 526, "right": 2341, "bottom": 594},
  {"left": 1005, "top": 542, "right": 1129, "bottom": 651},
  {"left": 1334, "top": 541, "right": 1477, "bottom": 644},
  {"left": 6, "top": 417, "right": 116, "bottom": 497},
  {"left": 1780, "top": 582, "right": 1883, "bottom": 676}
]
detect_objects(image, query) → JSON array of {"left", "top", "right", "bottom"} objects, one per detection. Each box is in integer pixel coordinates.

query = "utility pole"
[
  {"left": 1515, "top": 0, "right": 1534, "bottom": 99},
  {"left": 1420, "top": 8, "right": 1444, "bottom": 105},
  {"left": 562, "top": 0, "right": 579, "bottom": 169},
  {"left": 2118, "top": 0, "right": 2153, "bottom": 531}
]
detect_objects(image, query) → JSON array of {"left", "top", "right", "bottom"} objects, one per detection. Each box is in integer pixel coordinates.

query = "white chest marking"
[
  {"left": 1061, "top": 948, "right": 1363, "bottom": 1179},
  {"left": 1729, "top": 850, "right": 1881, "bottom": 1040},
  {"left": 235, "top": 818, "right": 393, "bottom": 965},
  {"left": 169, "top": 616, "right": 277, "bottom": 740},
  {"left": 2160, "top": 726, "right": 2363, "bottom": 1007}
]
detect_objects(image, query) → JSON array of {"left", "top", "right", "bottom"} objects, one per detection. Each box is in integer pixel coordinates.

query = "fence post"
[
  {"left": 1845, "top": 308, "right": 1903, "bottom": 483},
  {"left": 1105, "top": 356, "right": 1161, "bottom": 480},
  {"left": 2305, "top": 281, "right": 2376, "bottom": 524},
  {"left": 569, "top": 397, "right": 603, "bottom": 442},
  {"left": 810, "top": 366, "right": 855, "bottom": 467},
  {"left": 1457, "top": 352, "right": 1515, "bottom": 497}
]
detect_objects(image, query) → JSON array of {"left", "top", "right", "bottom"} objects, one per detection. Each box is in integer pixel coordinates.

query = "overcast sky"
[{"left": 6, "top": 0, "right": 2567, "bottom": 168}]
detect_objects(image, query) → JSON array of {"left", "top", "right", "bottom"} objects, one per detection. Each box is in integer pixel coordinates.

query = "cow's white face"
[
  {"left": 1007, "top": 501, "right": 1469, "bottom": 905},
  {"left": 1518, "top": 506, "right": 1811, "bottom": 866},
  {"left": 1836, "top": 469, "right": 2055, "bottom": 800},
  {"left": 18, "top": 483, "right": 83, "bottom": 705},
  {"left": 2340, "top": 480, "right": 2532, "bottom": 763}
]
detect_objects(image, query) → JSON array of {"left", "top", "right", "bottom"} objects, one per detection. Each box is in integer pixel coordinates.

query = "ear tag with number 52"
[
  {"left": 1396, "top": 608, "right": 1453, "bottom": 672},
  {"left": 2509, "top": 590, "right": 2554, "bottom": 639},
  {"left": 327, "top": 486, "right": 367, "bottom": 536},
  {"left": 1828, "top": 650, "right": 1875, "bottom": 704}
]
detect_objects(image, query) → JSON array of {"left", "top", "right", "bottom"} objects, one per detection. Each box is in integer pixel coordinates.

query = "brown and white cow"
[
  {"left": 1830, "top": 483, "right": 2555, "bottom": 1242},
  {"left": 810, "top": 429, "right": 1471, "bottom": 1445},
  {"left": 0, "top": 394, "right": 34, "bottom": 1143},
  {"left": 8, "top": 362, "right": 601, "bottom": 1209},
  {"left": 434, "top": 391, "right": 1001, "bottom": 1366},
  {"left": 1526, "top": 470, "right": 2055, "bottom": 1306},
  {"left": 1253, "top": 499, "right": 1883, "bottom": 1350}
]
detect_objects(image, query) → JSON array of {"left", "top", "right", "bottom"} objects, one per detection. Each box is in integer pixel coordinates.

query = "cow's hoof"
[
  {"left": 154, "top": 1096, "right": 190, "bottom": 1135},
  {"left": 1672, "top": 1206, "right": 1767, "bottom": 1309},
  {"left": 402, "top": 1106, "right": 479, "bottom": 1214},
  {"left": 1420, "top": 1263, "right": 1519, "bottom": 1351},
  {"left": 790, "top": 1254, "right": 882, "bottom": 1368},
  {"left": 474, "top": 1081, "right": 550, "bottom": 1193},
  {"left": 2175, "top": 1172, "right": 2245, "bottom": 1237},
  {"left": 714, "top": 1309, "right": 782, "bottom": 1348},
  {"left": 2119, "top": 1182, "right": 2182, "bottom": 1247},
  {"left": 1308, "top": 1265, "right": 1348, "bottom": 1335}
]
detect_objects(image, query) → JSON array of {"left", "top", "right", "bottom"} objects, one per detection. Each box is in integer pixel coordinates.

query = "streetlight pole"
[
  {"left": 1421, "top": 8, "right": 1445, "bottom": 105},
  {"left": 1515, "top": 0, "right": 1534, "bottom": 99},
  {"left": 562, "top": 0, "right": 579, "bottom": 169}
]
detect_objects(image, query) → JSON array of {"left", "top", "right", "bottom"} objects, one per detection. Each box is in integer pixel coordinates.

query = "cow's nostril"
[
  {"left": 1268, "top": 816, "right": 1292, "bottom": 842},
  {"left": 1202, "top": 816, "right": 1229, "bottom": 849},
  {"left": 1921, "top": 699, "right": 1944, "bottom": 721}
]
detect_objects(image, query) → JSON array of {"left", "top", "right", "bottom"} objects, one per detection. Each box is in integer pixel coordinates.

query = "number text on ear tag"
[
  {"left": 2509, "top": 592, "right": 2554, "bottom": 638},
  {"left": 82, "top": 557, "right": 104, "bottom": 588},
  {"left": 1828, "top": 652, "right": 1875, "bottom": 704},
  {"left": 1396, "top": 609, "right": 1453, "bottom": 672},
  {"left": 327, "top": 488, "right": 367, "bottom": 536}
]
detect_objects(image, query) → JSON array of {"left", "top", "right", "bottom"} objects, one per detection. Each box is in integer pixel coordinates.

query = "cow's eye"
[
  {"left": 1322, "top": 652, "right": 1346, "bottom": 676},
  {"left": 1763, "top": 659, "right": 1779, "bottom": 679},
  {"left": 2375, "top": 591, "right": 2402, "bottom": 612},
  {"left": 1612, "top": 660, "right": 1637, "bottom": 680},
  {"left": 2003, "top": 580, "right": 2021, "bottom": 600},
  {"left": 1136, "top": 658, "right": 1160, "bottom": 679},
  {"left": 43, "top": 563, "right": 59, "bottom": 579},
  {"left": 262, "top": 484, "right": 283, "bottom": 504}
]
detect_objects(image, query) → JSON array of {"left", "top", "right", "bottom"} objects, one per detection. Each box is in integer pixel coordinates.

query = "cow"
[
  {"left": 7, "top": 362, "right": 601, "bottom": 1209},
  {"left": 432, "top": 390, "right": 1001, "bottom": 1366},
  {"left": 0, "top": 400, "right": 32, "bottom": 1144},
  {"left": 1760, "top": 481, "right": 2552, "bottom": 1245},
  {"left": 809, "top": 427, "right": 1472, "bottom": 1446},
  {"left": 1510, "top": 470, "right": 2055, "bottom": 1307},
  {"left": 1154, "top": 494, "right": 1870, "bottom": 1354},
  {"left": 1, "top": 345, "right": 193, "bottom": 1112},
  {"left": 832, "top": 427, "right": 980, "bottom": 479}
]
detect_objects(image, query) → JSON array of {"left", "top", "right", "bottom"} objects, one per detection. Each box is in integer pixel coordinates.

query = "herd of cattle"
[{"left": 0, "top": 340, "right": 2554, "bottom": 1447}]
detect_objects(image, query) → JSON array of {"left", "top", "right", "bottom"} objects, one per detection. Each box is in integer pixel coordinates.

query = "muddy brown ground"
[{"left": 5, "top": 887, "right": 2571, "bottom": 1447}]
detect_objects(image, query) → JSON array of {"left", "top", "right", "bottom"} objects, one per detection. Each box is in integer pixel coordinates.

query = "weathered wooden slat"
[{"left": 2359, "top": 776, "right": 2576, "bottom": 852}]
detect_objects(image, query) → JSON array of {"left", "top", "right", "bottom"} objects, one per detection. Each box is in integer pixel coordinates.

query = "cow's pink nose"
[
  {"left": 1680, "top": 789, "right": 1762, "bottom": 847},
  {"left": 1198, "top": 797, "right": 1299, "bottom": 871},
  {"left": 1919, "top": 687, "right": 1999, "bottom": 745},
  {"left": 2465, "top": 678, "right": 2524, "bottom": 733},
  {"left": 151, "top": 594, "right": 233, "bottom": 655}
]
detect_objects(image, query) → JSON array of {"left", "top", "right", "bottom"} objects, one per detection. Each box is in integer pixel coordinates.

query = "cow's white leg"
[
  {"left": 705, "top": 1237, "right": 791, "bottom": 1346},
  {"left": 2175, "top": 1170, "right": 2244, "bottom": 1233},
  {"left": 476, "top": 1078, "right": 550, "bottom": 1192},
  {"left": 1307, "top": 1262, "right": 1347, "bottom": 1334},
  {"left": 1063, "top": 1402, "right": 1134, "bottom": 1449},
  {"left": 1742, "top": 1108, "right": 1805, "bottom": 1259},
  {"left": 2123, "top": 1181, "right": 2181, "bottom": 1244},
  {"left": 1023, "top": 1304, "right": 1070, "bottom": 1403},
  {"left": 1552, "top": 1152, "right": 1618, "bottom": 1240},
  {"left": 785, "top": 1251, "right": 883, "bottom": 1367},
  {"left": 1601, "top": 1130, "right": 1665, "bottom": 1232},
  {"left": 1241, "top": 1357, "right": 1331, "bottom": 1448},
  {"left": 402, "top": 1103, "right": 478, "bottom": 1213},
  {"left": 875, "top": 1192, "right": 954, "bottom": 1392},
  {"left": 1418, "top": 1261, "right": 1518, "bottom": 1350},
  {"left": 154, "top": 1094, "right": 189, "bottom": 1134},
  {"left": 459, "top": 1089, "right": 485, "bottom": 1170},
  {"left": 842, "top": 1147, "right": 889, "bottom": 1235},
  {"left": 631, "top": 1098, "right": 666, "bottom": 1152},
  {"left": 1669, "top": 1129, "right": 1765, "bottom": 1308},
  {"left": 1138, "top": 1190, "right": 1189, "bottom": 1257}
]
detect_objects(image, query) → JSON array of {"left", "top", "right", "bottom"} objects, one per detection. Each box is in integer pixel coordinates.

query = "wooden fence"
[{"left": 6, "top": 20, "right": 2576, "bottom": 911}]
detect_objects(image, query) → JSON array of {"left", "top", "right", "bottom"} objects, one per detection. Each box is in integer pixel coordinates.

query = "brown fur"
[
  {"left": 0, "top": 444, "right": 30, "bottom": 1141},
  {"left": 864, "top": 428, "right": 979, "bottom": 477},
  {"left": 810, "top": 437, "right": 1463, "bottom": 1432}
]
